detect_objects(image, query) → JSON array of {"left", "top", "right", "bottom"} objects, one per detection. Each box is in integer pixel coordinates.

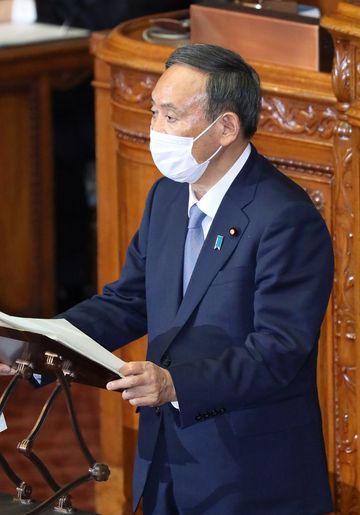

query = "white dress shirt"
[
  {"left": 188, "top": 143, "right": 251, "bottom": 237},
  {"left": 0, "top": 412, "right": 7, "bottom": 432}
]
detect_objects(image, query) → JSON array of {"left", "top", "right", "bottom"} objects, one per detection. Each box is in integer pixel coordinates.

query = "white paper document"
[
  {"left": 0, "top": 311, "right": 125, "bottom": 378},
  {"left": 0, "top": 22, "right": 89, "bottom": 47}
]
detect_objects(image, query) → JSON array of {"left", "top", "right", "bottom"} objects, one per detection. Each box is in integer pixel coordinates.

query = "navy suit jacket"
[{"left": 63, "top": 146, "right": 334, "bottom": 514}]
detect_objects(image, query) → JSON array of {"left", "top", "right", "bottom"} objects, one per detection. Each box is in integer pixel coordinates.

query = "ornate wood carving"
[
  {"left": 305, "top": 188, "right": 325, "bottom": 212},
  {"left": 332, "top": 39, "right": 351, "bottom": 106},
  {"left": 331, "top": 34, "right": 357, "bottom": 515},
  {"left": 269, "top": 156, "right": 333, "bottom": 178},
  {"left": 114, "top": 127, "right": 149, "bottom": 145},
  {"left": 112, "top": 68, "right": 157, "bottom": 107},
  {"left": 259, "top": 95, "right": 337, "bottom": 140}
]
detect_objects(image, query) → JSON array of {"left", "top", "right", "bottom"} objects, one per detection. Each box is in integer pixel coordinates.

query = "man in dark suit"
[{"left": 1, "top": 44, "right": 333, "bottom": 514}]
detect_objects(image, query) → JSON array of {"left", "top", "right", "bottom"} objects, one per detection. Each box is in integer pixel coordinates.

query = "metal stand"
[{"left": 0, "top": 353, "right": 110, "bottom": 514}]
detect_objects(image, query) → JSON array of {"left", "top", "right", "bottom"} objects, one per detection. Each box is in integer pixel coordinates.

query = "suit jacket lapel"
[
  {"left": 176, "top": 196, "right": 249, "bottom": 322},
  {"left": 152, "top": 146, "right": 260, "bottom": 361},
  {"left": 152, "top": 184, "right": 188, "bottom": 328}
]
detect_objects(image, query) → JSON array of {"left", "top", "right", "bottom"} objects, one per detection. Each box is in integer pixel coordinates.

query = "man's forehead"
[{"left": 152, "top": 64, "right": 208, "bottom": 108}]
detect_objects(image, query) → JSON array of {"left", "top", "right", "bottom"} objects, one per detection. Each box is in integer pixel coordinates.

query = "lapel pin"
[
  {"left": 229, "top": 227, "right": 239, "bottom": 237},
  {"left": 214, "top": 235, "right": 224, "bottom": 251}
]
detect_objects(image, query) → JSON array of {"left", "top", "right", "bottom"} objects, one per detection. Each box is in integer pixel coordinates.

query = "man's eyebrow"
[{"left": 151, "top": 98, "right": 181, "bottom": 113}]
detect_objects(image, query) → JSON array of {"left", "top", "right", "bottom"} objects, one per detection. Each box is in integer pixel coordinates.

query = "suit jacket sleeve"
[{"left": 59, "top": 180, "right": 161, "bottom": 351}]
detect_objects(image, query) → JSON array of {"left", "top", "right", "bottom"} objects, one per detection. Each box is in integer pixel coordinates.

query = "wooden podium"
[{"left": 91, "top": 4, "right": 360, "bottom": 514}]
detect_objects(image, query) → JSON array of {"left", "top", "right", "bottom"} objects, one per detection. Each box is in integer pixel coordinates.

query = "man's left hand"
[{"left": 106, "top": 361, "right": 177, "bottom": 407}]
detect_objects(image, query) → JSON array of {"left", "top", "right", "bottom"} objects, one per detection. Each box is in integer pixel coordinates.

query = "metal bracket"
[{"left": 0, "top": 350, "right": 110, "bottom": 514}]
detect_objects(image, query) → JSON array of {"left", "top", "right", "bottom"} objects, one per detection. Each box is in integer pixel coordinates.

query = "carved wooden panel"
[
  {"left": 112, "top": 67, "right": 157, "bottom": 107},
  {"left": 111, "top": 68, "right": 157, "bottom": 142},
  {"left": 321, "top": 7, "right": 360, "bottom": 509},
  {"left": 260, "top": 96, "right": 337, "bottom": 142}
]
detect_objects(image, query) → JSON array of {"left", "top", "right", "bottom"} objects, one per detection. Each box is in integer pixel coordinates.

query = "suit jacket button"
[
  {"left": 161, "top": 355, "right": 172, "bottom": 368},
  {"left": 155, "top": 407, "right": 161, "bottom": 416}
]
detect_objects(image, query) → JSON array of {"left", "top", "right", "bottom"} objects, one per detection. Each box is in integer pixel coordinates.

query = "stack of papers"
[
  {"left": 0, "top": 311, "right": 125, "bottom": 382},
  {"left": 0, "top": 22, "right": 89, "bottom": 47}
]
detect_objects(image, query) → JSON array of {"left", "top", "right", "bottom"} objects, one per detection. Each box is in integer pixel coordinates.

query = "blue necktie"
[{"left": 183, "top": 204, "right": 206, "bottom": 294}]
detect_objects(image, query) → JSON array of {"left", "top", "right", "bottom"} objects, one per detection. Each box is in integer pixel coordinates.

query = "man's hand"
[
  {"left": 0, "top": 363, "right": 16, "bottom": 375},
  {"left": 106, "top": 361, "right": 177, "bottom": 407}
]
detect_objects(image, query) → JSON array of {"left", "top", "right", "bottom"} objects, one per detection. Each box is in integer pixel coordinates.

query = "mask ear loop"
[
  {"left": 193, "top": 113, "right": 224, "bottom": 143},
  {"left": 206, "top": 144, "right": 223, "bottom": 162},
  {"left": 191, "top": 113, "right": 224, "bottom": 164}
]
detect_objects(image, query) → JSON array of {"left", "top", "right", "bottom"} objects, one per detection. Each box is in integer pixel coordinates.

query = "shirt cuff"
[
  {"left": 0, "top": 412, "right": 7, "bottom": 432},
  {"left": 33, "top": 373, "right": 42, "bottom": 384}
]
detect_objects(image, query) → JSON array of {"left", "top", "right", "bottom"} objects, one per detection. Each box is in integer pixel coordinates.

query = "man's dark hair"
[{"left": 166, "top": 44, "right": 261, "bottom": 139}]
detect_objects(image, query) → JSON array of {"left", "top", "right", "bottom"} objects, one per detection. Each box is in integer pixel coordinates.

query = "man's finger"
[
  {"left": 119, "top": 361, "right": 147, "bottom": 377},
  {"left": 0, "top": 364, "right": 16, "bottom": 375},
  {"left": 106, "top": 378, "right": 126, "bottom": 391}
]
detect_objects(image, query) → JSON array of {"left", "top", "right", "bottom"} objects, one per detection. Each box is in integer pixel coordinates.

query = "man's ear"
[{"left": 219, "top": 112, "right": 241, "bottom": 146}]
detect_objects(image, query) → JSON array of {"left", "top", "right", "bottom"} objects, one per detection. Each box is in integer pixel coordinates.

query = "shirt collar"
[{"left": 188, "top": 143, "right": 251, "bottom": 219}]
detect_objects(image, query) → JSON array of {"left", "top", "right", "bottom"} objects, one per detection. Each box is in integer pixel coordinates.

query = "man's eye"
[
  {"left": 150, "top": 109, "right": 157, "bottom": 117},
  {"left": 166, "top": 115, "right": 176, "bottom": 123}
]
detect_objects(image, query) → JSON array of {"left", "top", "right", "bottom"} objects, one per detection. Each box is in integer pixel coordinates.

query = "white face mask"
[{"left": 149, "top": 115, "right": 223, "bottom": 183}]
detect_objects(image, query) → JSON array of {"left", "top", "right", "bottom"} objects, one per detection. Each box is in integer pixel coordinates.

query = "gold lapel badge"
[{"left": 229, "top": 227, "right": 239, "bottom": 237}]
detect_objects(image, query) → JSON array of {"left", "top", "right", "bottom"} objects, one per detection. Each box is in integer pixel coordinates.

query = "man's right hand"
[{"left": 0, "top": 363, "right": 15, "bottom": 375}]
